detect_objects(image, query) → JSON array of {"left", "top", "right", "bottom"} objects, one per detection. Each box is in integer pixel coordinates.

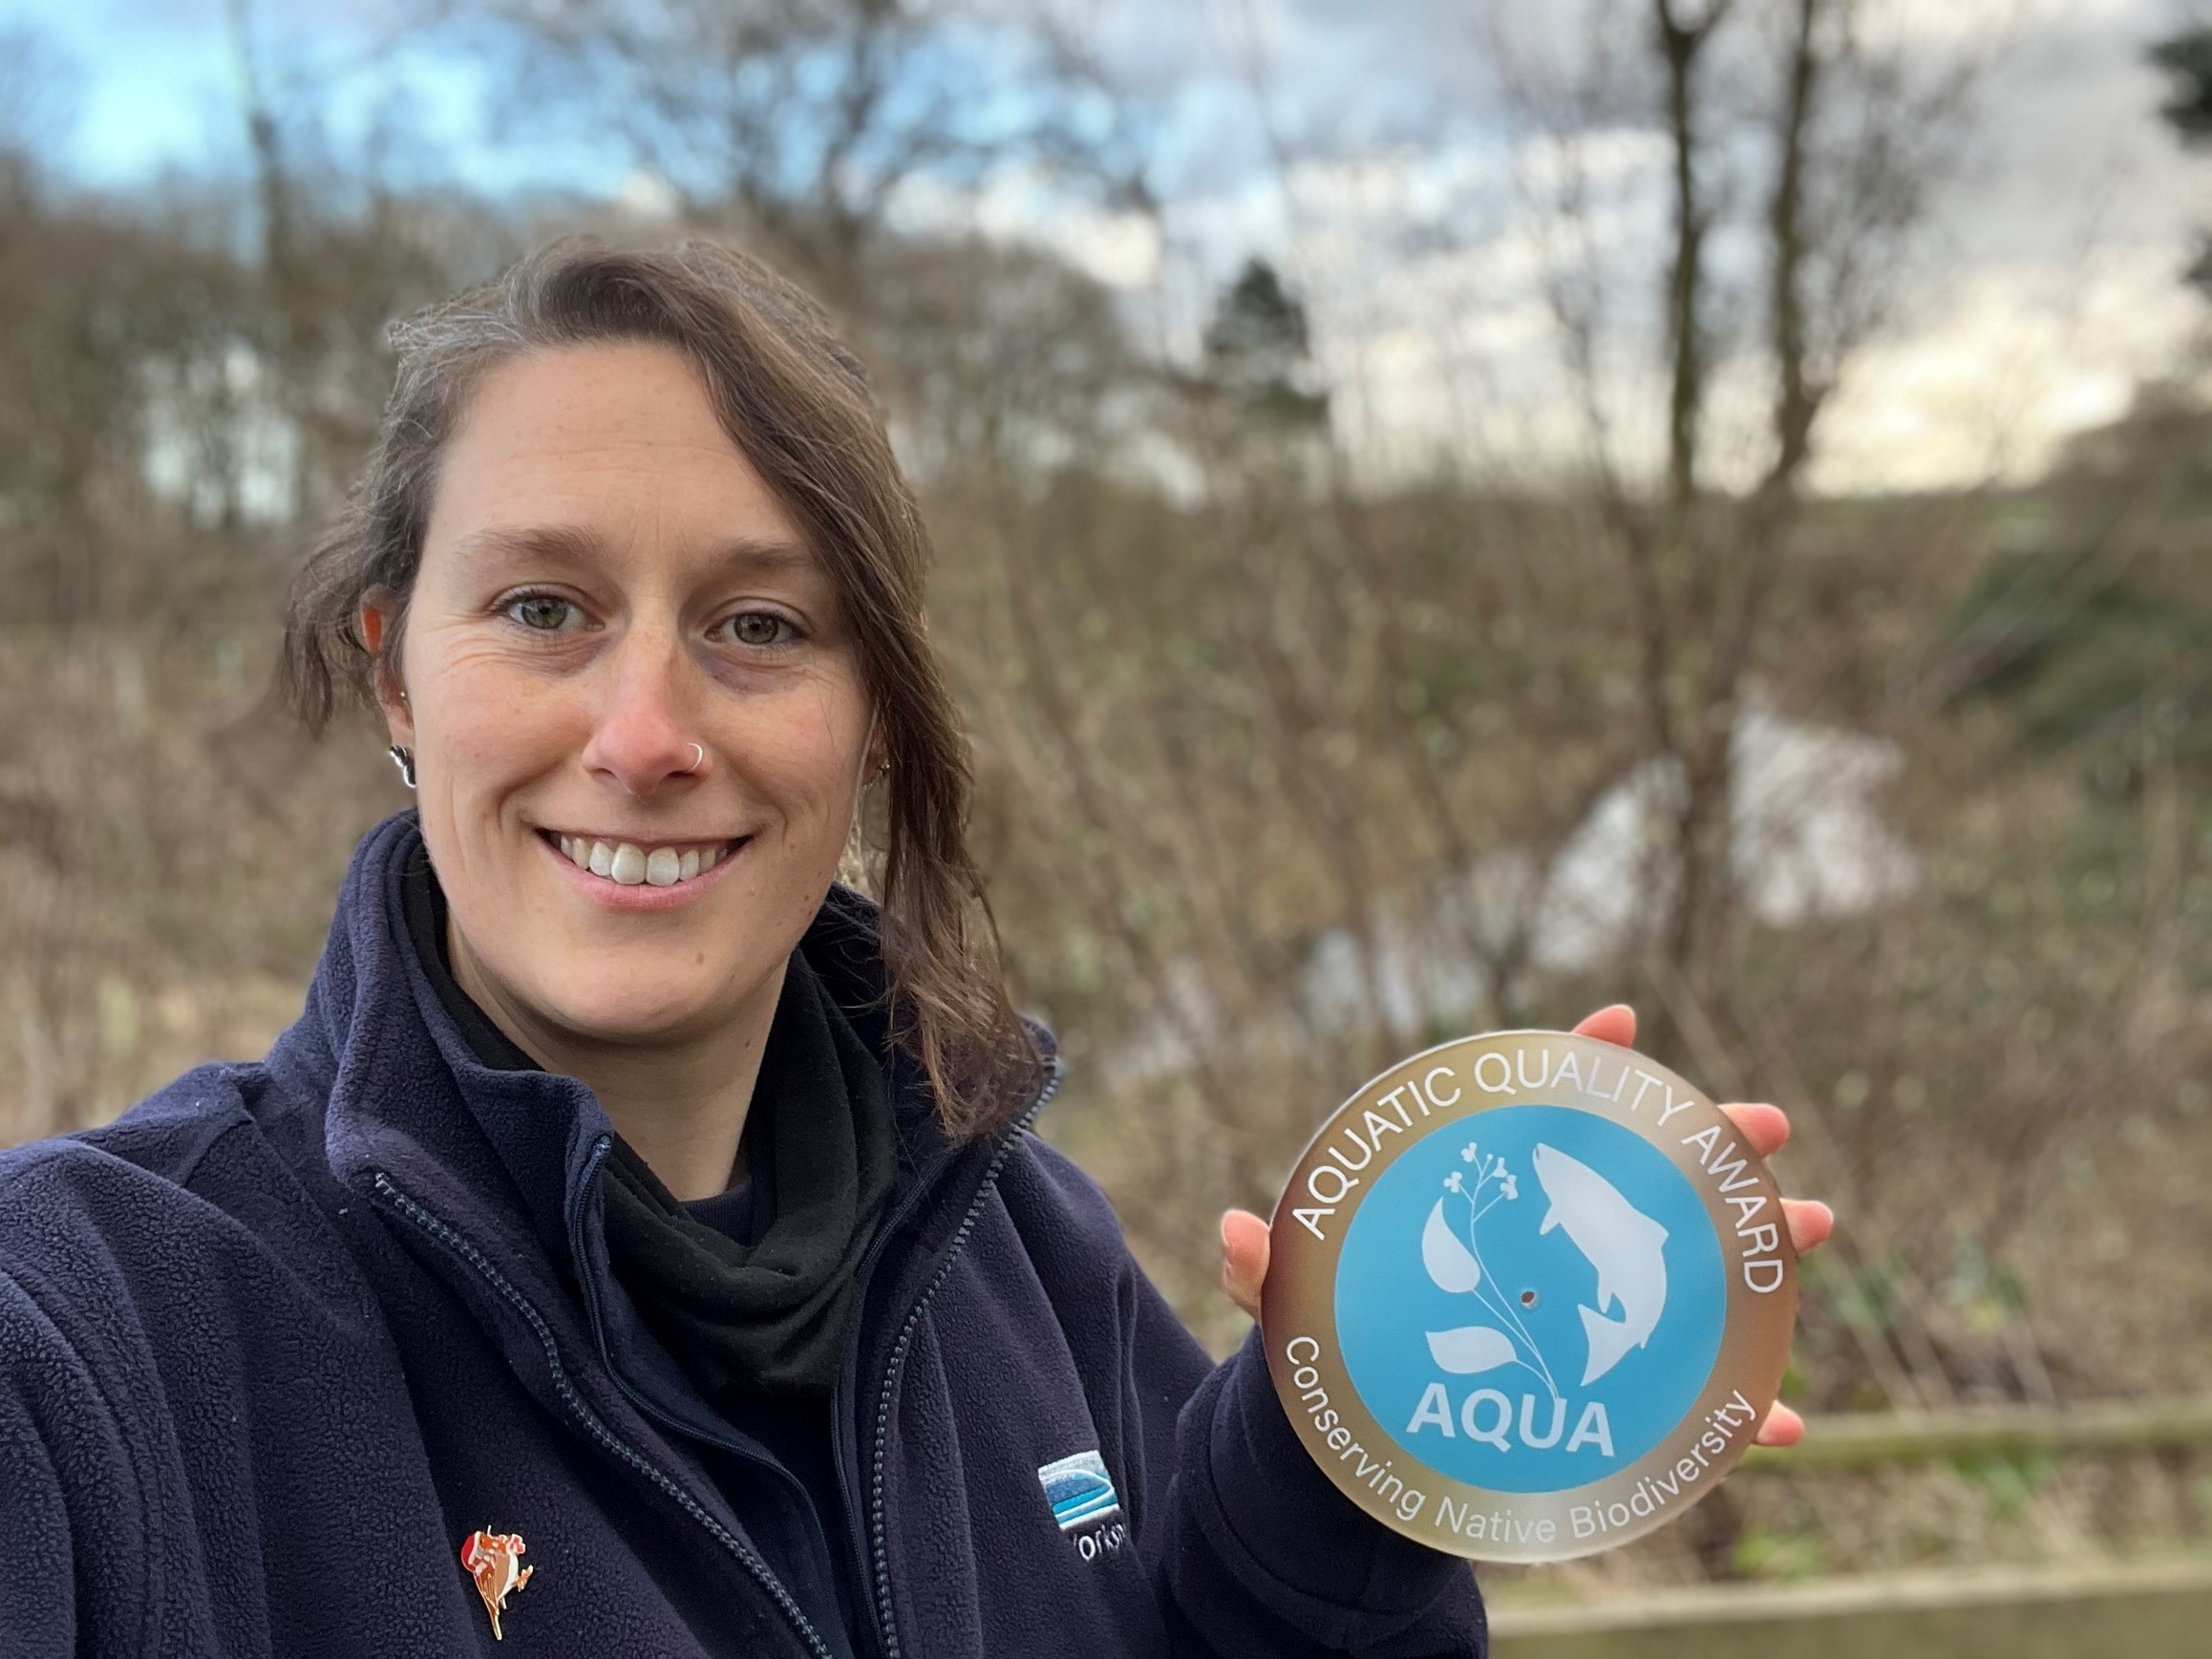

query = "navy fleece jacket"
[{"left": 0, "top": 811, "right": 1486, "bottom": 1657}]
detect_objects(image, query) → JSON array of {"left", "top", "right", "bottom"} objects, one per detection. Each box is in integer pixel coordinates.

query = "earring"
[{"left": 388, "top": 745, "right": 417, "bottom": 789}]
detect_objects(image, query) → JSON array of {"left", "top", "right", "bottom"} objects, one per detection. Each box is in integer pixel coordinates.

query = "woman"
[{"left": 0, "top": 242, "right": 1829, "bottom": 1657}]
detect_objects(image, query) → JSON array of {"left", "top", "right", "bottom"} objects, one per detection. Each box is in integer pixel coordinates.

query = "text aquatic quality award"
[{"left": 1263, "top": 1032, "right": 1797, "bottom": 1563}]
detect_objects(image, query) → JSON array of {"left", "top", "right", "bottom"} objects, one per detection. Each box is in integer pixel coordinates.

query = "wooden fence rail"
[
  {"left": 1489, "top": 1398, "right": 2212, "bottom": 1657},
  {"left": 1734, "top": 1392, "right": 2212, "bottom": 1472},
  {"left": 1488, "top": 1555, "right": 2212, "bottom": 1659}
]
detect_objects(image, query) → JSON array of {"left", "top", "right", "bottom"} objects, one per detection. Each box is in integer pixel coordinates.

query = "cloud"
[
  {"left": 889, "top": 169, "right": 1165, "bottom": 289},
  {"left": 1814, "top": 247, "right": 2202, "bottom": 492}
]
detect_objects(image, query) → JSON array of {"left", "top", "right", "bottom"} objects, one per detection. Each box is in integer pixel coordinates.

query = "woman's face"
[{"left": 374, "top": 342, "right": 875, "bottom": 1049}]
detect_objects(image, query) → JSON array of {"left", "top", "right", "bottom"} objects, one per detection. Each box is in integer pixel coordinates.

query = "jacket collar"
[
  {"left": 275, "top": 811, "right": 991, "bottom": 1295},
  {"left": 276, "top": 812, "right": 609, "bottom": 1304}
]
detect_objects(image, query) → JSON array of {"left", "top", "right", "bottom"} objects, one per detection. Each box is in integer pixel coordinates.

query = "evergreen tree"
[
  {"left": 2150, "top": 25, "right": 2212, "bottom": 287},
  {"left": 1202, "top": 258, "right": 1329, "bottom": 428}
]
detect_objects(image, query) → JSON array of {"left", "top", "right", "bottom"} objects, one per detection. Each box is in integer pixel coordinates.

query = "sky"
[{"left": 3, "top": 0, "right": 2206, "bottom": 492}]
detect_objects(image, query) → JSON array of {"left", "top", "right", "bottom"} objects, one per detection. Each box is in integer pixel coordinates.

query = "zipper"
[
  {"left": 563, "top": 1137, "right": 859, "bottom": 1648},
  {"left": 848, "top": 1058, "right": 1062, "bottom": 1659},
  {"left": 371, "top": 1168, "right": 838, "bottom": 1659}
]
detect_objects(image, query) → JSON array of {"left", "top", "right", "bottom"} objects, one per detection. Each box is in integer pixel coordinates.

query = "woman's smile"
[{"left": 534, "top": 824, "right": 752, "bottom": 909}]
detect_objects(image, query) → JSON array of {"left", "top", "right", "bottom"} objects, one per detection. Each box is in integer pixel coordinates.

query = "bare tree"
[
  {"left": 223, "top": 0, "right": 507, "bottom": 521},
  {"left": 478, "top": 0, "right": 1146, "bottom": 310},
  {"left": 1499, "top": 0, "right": 1977, "bottom": 1056}
]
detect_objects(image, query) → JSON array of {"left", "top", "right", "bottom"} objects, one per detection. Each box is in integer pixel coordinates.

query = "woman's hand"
[{"left": 1220, "top": 1003, "right": 1834, "bottom": 1448}]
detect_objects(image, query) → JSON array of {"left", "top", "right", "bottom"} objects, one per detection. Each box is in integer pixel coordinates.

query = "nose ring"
[{"left": 688, "top": 743, "right": 705, "bottom": 772}]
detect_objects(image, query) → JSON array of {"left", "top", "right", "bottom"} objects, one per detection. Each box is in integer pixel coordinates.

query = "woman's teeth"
[{"left": 555, "top": 835, "right": 727, "bottom": 887}]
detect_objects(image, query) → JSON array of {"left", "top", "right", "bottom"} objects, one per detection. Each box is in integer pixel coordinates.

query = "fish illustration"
[
  {"left": 1531, "top": 1143, "right": 1670, "bottom": 1386},
  {"left": 460, "top": 1528, "right": 534, "bottom": 1640}
]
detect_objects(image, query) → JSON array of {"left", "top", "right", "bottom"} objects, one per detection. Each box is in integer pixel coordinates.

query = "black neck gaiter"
[{"left": 400, "top": 841, "right": 897, "bottom": 1399}]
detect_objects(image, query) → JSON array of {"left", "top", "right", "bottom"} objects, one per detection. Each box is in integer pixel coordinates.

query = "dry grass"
[{"left": 0, "top": 626, "right": 399, "bottom": 1142}]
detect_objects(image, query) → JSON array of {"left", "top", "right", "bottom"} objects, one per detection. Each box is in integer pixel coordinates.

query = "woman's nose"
[{"left": 579, "top": 630, "right": 706, "bottom": 795}]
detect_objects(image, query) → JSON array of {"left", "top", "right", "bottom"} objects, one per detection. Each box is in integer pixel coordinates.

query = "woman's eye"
[
  {"left": 726, "top": 612, "right": 796, "bottom": 648},
  {"left": 508, "top": 595, "right": 578, "bottom": 632}
]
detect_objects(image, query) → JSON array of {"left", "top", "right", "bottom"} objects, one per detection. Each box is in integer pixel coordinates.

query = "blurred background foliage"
[{"left": 0, "top": 0, "right": 2207, "bottom": 1600}]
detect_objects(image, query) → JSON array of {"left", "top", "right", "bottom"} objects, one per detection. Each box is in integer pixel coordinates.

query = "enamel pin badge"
[
  {"left": 460, "top": 1528, "right": 534, "bottom": 1640},
  {"left": 1263, "top": 1032, "right": 1797, "bottom": 1562}
]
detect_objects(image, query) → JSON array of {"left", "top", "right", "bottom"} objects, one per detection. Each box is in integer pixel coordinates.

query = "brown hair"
[{"left": 280, "top": 238, "right": 1040, "bottom": 1137}]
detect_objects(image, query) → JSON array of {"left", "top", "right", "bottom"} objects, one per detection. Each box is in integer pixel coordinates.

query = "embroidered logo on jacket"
[
  {"left": 460, "top": 1528, "right": 534, "bottom": 1640},
  {"left": 1037, "top": 1450, "right": 1121, "bottom": 1533}
]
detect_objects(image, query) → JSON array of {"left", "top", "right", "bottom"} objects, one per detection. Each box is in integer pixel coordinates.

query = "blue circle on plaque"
[{"left": 1334, "top": 1104, "right": 1726, "bottom": 1493}]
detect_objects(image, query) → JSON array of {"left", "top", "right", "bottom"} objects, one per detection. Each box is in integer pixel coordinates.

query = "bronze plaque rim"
[{"left": 1262, "top": 1030, "right": 1798, "bottom": 1563}]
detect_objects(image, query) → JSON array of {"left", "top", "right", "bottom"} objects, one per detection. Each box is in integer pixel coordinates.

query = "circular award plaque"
[{"left": 1263, "top": 1031, "right": 1797, "bottom": 1563}]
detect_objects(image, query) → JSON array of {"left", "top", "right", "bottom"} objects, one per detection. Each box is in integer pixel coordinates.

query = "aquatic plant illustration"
[
  {"left": 1421, "top": 1139, "right": 1673, "bottom": 1394},
  {"left": 1420, "top": 1141, "right": 1562, "bottom": 1400}
]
